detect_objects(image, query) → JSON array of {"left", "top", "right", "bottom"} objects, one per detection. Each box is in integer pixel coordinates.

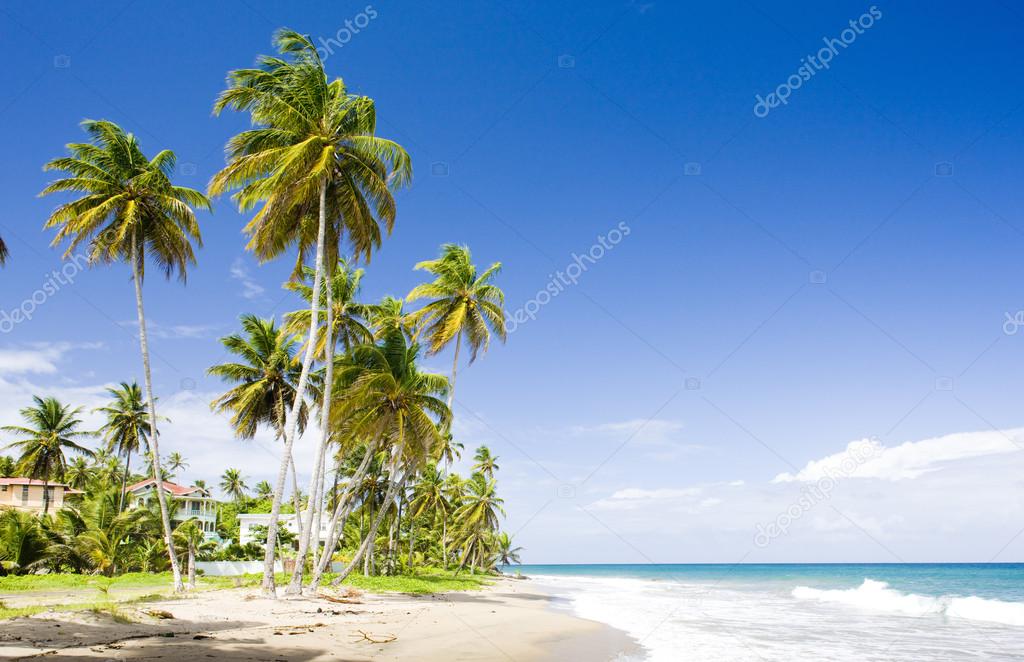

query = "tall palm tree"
[
  {"left": 329, "top": 331, "right": 451, "bottom": 585},
  {"left": 432, "top": 432, "right": 462, "bottom": 568},
  {"left": 472, "top": 446, "right": 499, "bottom": 479},
  {"left": 283, "top": 260, "right": 373, "bottom": 593},
  {"left": 167, "top": 452, "right": 188, "bottom": 477},
  {"left": 367, "top": 296, "right": 417, "bottom": 340},
  {"left": 409, "top": 464, "right": 448, "bottom": 566},
  {"left": 210, "top": 28, "right": 411, "bottom": 597},
  {"left": 41, "top": 119, "right": 210, "bottom": 591},
  {"left": 454, "top": 473, "right": 505, "bottom": 535},
  {"left": 2, "top": 397, "right": 95, "bottom": 515},
  {"left": 94, "top": 382, "right": 152, "bottom": 512},
  {"left": 208, "top": 314, "right": 307, "bottom": 513},
  {"left": 407, "top": 244, "right": 507, "bottom": 410},
  {"left": 220, "top": 469, "right": 248, "bottom": 503}
]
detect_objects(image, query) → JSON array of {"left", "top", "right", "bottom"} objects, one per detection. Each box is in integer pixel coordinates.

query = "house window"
[
  {"left": 1, "top": 485, "right": 7, "bottom": 492},
  {"left": 21, "top": 486, "right": 29, "bottom": 503}
]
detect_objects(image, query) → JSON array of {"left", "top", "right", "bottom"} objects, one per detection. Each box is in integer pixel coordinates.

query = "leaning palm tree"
[
  {"left": 2, "top": 396, "right": 95, "bottom": 515},
  {"left": 94, "top": 382, "right": 152, "bottom": 512},
  {"left": 220, "top": 469, "right": 248, "bottom": 503},
  {"left": 472, "top": 446, "right": 499, "bottom": 479},
  {"left": 407, "top": 244, "right": 507, "bottom": 410},
  {"left": 283, "top": 260, "right": 373, "bottom": 593},
  {"left": 41, "top": 119, "right": 210, "bottom": 591},
  {"left": 210, "top": 28, "right": 411, "bottom": 597},
  {"left": 207, "top": 315, "right": 308, "bottom": 513},
  {"left": 327, "top": 331, "right": 451, "bottom": 585}
]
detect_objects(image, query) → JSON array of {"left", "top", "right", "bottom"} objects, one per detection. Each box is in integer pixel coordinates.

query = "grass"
[
  {"left": 0, "top": 568, "right": 491, "bottom": 619},
  {"left": 330, "top": 568, "right": 492, "bottom": 594}
]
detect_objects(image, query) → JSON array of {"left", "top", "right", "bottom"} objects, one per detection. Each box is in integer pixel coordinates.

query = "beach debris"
[
  {"left": 350, "top": 629, "right": 397, "bottom": 644},
  {"left": 273, "top": 623, "right": 326, "bottom": 636},
  {"left": 144, "top": 609, "right": 175, "bottom": 619},
  {"left": 193, "top": 634, "right": 213, "bottom": 640},
  {"left": 319, "top": 586, "right": 363, "bottom": 604}
]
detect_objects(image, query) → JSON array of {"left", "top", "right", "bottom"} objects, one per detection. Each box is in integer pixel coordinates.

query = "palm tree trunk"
[
  {"left": 117, "top": 448, "right": 132, "bottom": 513},
  {"left": 309, "top": 445, "right": 375, "bottom": 591},
  {"left": 288, "top": 273, "right": 336, "bottom": 594},
  {"left": 447, "top": 329, "right": 461, "bottom": 411},
  {"left": 261, "top": 179, "right": 327, "bottom": 598},
  {"left": 275, "top": 393, "right": 303, "bottom": 517},
  {"left": 187, "top": 542, "right": 196, "bottom": 590},
  {"left": 132, "top": 236, "right": 183, "bottom": 592},
  {"left": 407, "top": 515, "right": 416, "bottom": 567},
  {"left": 42, "top": 477, "right": 49, "bottom": 516}
]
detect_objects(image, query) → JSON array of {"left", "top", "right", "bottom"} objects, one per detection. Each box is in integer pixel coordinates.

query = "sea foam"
[{"left": 792, "top": 578, "right": 1024, "bottom": 626}]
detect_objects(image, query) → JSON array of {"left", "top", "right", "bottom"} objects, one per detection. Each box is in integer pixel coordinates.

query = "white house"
[
  {"left": 237, "top": 511, "right": 331, "bottom": 547},
  {"left": 126, "top": 478, "right": 220, "bottom": 541}
]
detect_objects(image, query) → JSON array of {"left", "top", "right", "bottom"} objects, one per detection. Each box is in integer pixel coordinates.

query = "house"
[
  {"left": 126, "top": 478, "right": 220, "bottom": 541},
  {"left": 0, "top": 477, "right": 82, "bottom": 513},
  {"left": 237, "top": 511, "right": 331, "bottom": 547}
]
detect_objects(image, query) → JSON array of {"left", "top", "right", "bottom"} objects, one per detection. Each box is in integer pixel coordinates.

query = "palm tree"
[
  {"left": 0, "top": 456, "right": 16, "bottom": 477},
  {"left": 210, "top": 28, "right": 411, "bottom": 597},
  {"left": 283, "top": 260, "right": 374, "bottom": 593},
  {"left": 0, "top": 510, "right": 50, "bottom": 574},
  {"left": 255, "top": 480, "right": 273, "bottom": 500},
  {"left": 367, "top": 296, "right": 417, "bottom": 340},
  {"left": 220, "top": 469, "right": 248, "bottom": 503},
  {"left": 3, "top": 396, "right": 95, "bottom": 515},
  {"left": 472, "top": 446, "right": 499, "bottom": 479},
  {"left": 407, "top": 244, "right": 507, "bottom": 410},
  {"left": 495, "top": 532, "right": 522, "bottom": 566},
  {"left": 94, "top": 382, "right": 152, "bottom": 513},
  {"left": 41, "top": 119, "right": 210, "bottom": 591},
  {"left": 167, "top": 452, "right": 188, "bottom": 477},
  {"left": 432, "top": 432, "right": 463, "bottom": 568},
  {"left": 454, "top": 474, "right": 505, "bottom": 573},
  {"left": 329, "top": 331, "right": 451, "bottom": 585},
  {"left": 409, "top": 465, "right": 448, "bottom": 566},
  {"left": 208, "top": 315, "right": 308, "bottom": 514},
  {"left": 63, "top": 456, "right": 94, "bottom": 491},
  {"left": 193, "top": 479, "right": 210, "bottom": 496},
  {"left": 174, "top": 519, "right": 204, "bottom": 589}
]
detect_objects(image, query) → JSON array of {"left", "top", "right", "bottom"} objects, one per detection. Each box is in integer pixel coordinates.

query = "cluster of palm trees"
[{"left": 2, "top": 28, "right": 519, "bottom": 594}]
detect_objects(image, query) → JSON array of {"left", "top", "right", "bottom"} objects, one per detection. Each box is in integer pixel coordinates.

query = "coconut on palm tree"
[
  {"left": 94, "top": 382, "right": 153, "bottom": 512},
  {"left": 41, "top": 119, "right": 210, "bottom": 591},
  {"left": 407, "top": 244, "right": 507, "bottom": 410},
  {"left": 210, "top": 28, "right": 411, "bottom": 597},
  {"left": 220, "top": 469, "right": 248, "bottom": 503},
  {"left": 2, "top": 396, "right": 95, "bottom": 515}
]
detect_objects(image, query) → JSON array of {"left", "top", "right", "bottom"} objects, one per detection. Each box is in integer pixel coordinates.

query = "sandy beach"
[{"left": 0, "top": 578, "right": 640, "bottom": 661}]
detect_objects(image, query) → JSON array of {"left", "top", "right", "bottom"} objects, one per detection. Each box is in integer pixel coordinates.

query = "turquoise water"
[
  {"left": 512, "top": 562, "right": 1024, "bottom": 601},
  {"left": 510, "top": 563, "right": 1024, "bottom": 661}
]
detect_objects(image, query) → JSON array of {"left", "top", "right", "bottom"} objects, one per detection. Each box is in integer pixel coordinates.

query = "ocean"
[{"left": 513, "top": 563, "right": 1024, "bottom": 661}]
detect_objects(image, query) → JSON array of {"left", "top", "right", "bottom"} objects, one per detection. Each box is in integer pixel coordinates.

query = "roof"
[
  {"left": 0, "top": 477, "right": 72, "bottom": 488},
  {"left": 126, "top": 478, "right": 206, "bottom": 497}
]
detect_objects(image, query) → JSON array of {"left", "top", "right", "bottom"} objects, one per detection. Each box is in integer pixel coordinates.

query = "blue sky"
[{"left": 1, "top": 1, "right": 1023, "bottom": 563}]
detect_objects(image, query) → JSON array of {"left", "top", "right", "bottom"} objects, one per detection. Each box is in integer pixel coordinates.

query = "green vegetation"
[{"left": 1, "top": 26, "right": 521, "bottom": 600}]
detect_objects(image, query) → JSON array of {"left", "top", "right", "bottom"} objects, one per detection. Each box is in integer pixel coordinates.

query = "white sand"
[{"left": 0, "top": 578, "right": 640, "bottom": 660}]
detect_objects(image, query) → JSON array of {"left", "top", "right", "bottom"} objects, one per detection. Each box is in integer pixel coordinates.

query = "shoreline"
[{"left": 0, "top": 577, "right": 642, "bottom": 661}]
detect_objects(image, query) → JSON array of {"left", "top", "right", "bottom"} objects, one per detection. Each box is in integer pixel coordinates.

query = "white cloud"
[
  {"left": 773, "top": 429, "right": 1024, "bottom": 483},
  {"left": 230, "top": 258, "right": 266, "bottom": 300},
  {"left": 0, "top": 342, "right": 104, "bottom": 376}
]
